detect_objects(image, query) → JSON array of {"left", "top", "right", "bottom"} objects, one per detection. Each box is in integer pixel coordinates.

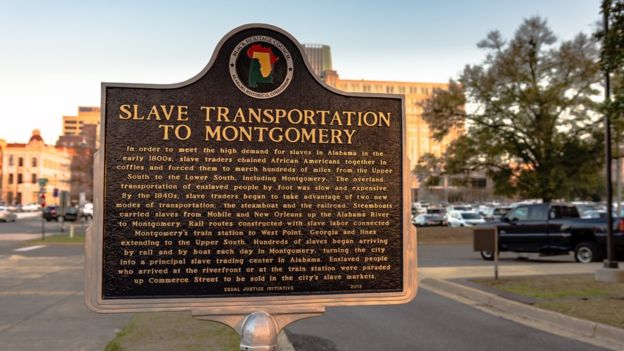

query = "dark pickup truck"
[{"left": 478, "top": 203, "right": 624, "bottom": 263}]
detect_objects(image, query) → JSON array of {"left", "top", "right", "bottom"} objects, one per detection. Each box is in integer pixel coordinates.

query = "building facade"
[
  {"left": 323, "top": 72, "right": 461, "bottom": 171},
  {"left": 302, "top": 44, "right": 493, "bottom": 201},
  {"left": 302, "top": 44, "right": 333, "bottom": 79},
  {"left": 0, "top": 130, "right": 71, "bottom": 206},
  {"left": 56, "top": 124, "right": 97, "bottom": 204},
  {"left": 62, "top": 106, "right": 101, "bottom": 147}
]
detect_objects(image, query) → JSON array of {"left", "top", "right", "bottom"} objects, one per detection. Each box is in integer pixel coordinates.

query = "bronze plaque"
[
  {"left": 86, "top": 24, "right": 416, "bottom": 312},
  {"left": 473, "top": 228, "right": 497, "bottom": 252}
]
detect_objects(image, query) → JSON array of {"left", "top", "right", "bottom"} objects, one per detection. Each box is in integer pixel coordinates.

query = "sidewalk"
[
  {"left": 419, "top": 262, "right": 624, "bottom": 350},
  {"left": 420, "top": 262, "right": 602, "bottom": 280},
  {"left": 0, "top": 253, "right": 130, "bottom": 350}
]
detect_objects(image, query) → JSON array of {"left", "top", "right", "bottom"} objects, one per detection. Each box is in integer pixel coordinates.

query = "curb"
[{"left": 421, "top": 278, "right": 624, "bottom": 349}]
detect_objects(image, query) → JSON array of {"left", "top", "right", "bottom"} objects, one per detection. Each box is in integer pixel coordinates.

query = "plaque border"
[{"left": 85, "top": 23, "right": 417, "bottom": 314}]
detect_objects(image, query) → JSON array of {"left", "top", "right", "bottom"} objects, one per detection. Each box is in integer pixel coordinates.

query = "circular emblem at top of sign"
[{"left": 229, "top": 35, "right": 294, "bottom": 99}]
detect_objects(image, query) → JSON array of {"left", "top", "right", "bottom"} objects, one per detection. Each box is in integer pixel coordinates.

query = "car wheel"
[
  {"left": 480, "top": 251, "right": 495, "bottom": 261},
  {"left": 574, "top": 242, "right": 601, "bottom": 263}
]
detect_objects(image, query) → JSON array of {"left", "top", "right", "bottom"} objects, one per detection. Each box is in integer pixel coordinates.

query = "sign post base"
[{"left": 192, "top": 308, "right": 325, "bottom": 351}]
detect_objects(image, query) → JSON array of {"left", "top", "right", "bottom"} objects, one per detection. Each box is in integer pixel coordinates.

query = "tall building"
[
  {"left": 62, "top": 106, "right": 101, "bottom": 147},
  {"left": 58, "top": 107, "right": 100, "bottom": 204},
  {"left": 0, "top": 139, "right": 6, "bottom": 204},
  {"left": 323, "top": 71, "right": 461, "bottom": 171},
  {"left": 303, "top": 44, "right": 495, "bottom": 201},
  {"left": 302, "top": 44, "right": 333, "bottom": 79},
  {"left": 56, "top": 124, "right": 97, "bottom": 204},
  {"left": 0, "top": 130, "right": 71, "bottom": 205}
]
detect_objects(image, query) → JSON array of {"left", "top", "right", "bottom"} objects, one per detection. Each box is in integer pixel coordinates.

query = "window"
[
  {"left": 18, "top": 157, "right": 23, "bottom": 167},
  {"left": 17, "top": 174, "right": 23, "bottom": 184},
  {"left": 31, "top": 174, "right": 37, "bottom": 184},
  {"left": 386, "top": 86, "right": 394, "bottom": 94},
  {"left": 507, "top": 206, "right": 529, "bottom": 221},
  {"left": 32, "top": 157, "right": 37, "bottom": 167},
  {"left": 8, "top": 174, "right": 13, "bottom": 184},
  {"left": 398, "top": 87, "right": 406, "bottom": 94},
  {"left": 470, "top": 178, "right": 487, "bottom": 188},
  {"left": 551, "top": 206, "right": 580, "bottom": 219},
  {"left": 527, "top": 205, "right": 549, "bottom": 221},
  {"left": 8, "top": 155, "right": 13, "bottom": 166}
]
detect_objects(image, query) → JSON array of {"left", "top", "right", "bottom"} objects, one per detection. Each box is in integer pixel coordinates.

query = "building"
[
  {"left": 302, "top": 44, "right": 333, "bottom": 79},
  {"left": 0, "top": 130, "right": 71, "bottom": 206},
  {"left": 323, "top": 71, "right": 461, "bottom": 170},
  {"left": 0, "top": 139, "right": 6, "bottom": 204},
  {"left": 322, "top": 70, "right": 466, "bottom": 199},
  {"left": 62, "top": 106, "right": 101, "bottom": 147},
  {"left": 58, "top": 107, "right": 100, "bottom": 204},
  {"left": 56, "top": 124, "right": 97, "bottom": 204},
  {"left": 303, "top": 44, "right": 494, "bottom": 201}
]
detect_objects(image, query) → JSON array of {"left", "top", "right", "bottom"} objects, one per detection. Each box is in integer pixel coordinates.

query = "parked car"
[
  {"left": 476, "top": 203, "right": 624, "bottom": 263},
  {"left": 482, "top": 206, "right": 512, "bottom": 221},
  {"left": 21, "top": 203, "right": 41, "bottom": 212},
  {"left": 81, "top": 203, "right": 94, "bottom": 219},
  {"left": 63, "top": 207, "right": 80, "bottom": 222},
  {"left": 43, "top": 206, "right": 80, "bottom": 222},
  {"left": 447, "top": 211, "right": 486, "bottom": 227},
  {"left": 413, "top": 214, "right": 446, "bottom": 227},
  {"left": 426, "top": 207, "right": 446, "bottom": 216},
  {"left": 43, "top": 206, "right": 61, "bottom": 221},
  {"left": 0, "top": 206, "right": 17, "bottom": 222}
]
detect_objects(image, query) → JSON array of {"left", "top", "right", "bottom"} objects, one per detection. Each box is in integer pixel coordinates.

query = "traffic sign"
[{"left": 38, "top": 178, "right": 48, "bottom": 187}]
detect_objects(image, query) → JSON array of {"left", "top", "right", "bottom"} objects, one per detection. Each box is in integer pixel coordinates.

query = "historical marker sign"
[{"left": 86, "top": 24, "right": 417, "bottom": 313}]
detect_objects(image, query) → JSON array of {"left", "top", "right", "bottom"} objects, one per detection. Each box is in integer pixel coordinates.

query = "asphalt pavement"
[
  {"left": 0, "top": 217, "right": 615, "bottom": 350},
  {"left": 0, "top": 215, "right": 129, "bottom": 351},
  {"left": 418, "top": 242, "right": 576, "bottom": 267},
  {"left": 285, "top": 288, "right": 608, "bottom": 351}
]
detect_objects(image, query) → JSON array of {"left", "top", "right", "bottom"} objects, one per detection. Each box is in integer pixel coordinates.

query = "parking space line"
[{"left": 14, "top": 245, "right": 46, "bottom": 252}]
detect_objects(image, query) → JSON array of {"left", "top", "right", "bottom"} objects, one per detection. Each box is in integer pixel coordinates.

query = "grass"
[
  {"left": 472, "top": 274, "right": 624, "bottom": 329},
  {"left": 416, "top": 226, "right": 473, "bottom": 245},
  {"left": 26, "top": 229, "right": 86, "bottom": 245},
  {"left": 104, "top": 312, "right": 240, "bottom": 351}
]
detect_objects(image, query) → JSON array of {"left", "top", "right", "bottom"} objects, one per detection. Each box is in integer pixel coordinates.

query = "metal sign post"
[
  {"left": 39, "top": 187, "right": 46, "bottom": 241},
  {"left": 494, "top": 227, "right": 499, "bottom": 280},
  {"left": 85, "top": 24, "right": 418, "bottom": 350}
]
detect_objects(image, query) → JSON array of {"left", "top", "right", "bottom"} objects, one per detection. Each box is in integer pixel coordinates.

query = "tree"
[
  {"left": 420, "top": 17, "right": 604, "bottom": 202},
  {"left": 597, "top": 0, "right": 624, "bottom": 135}
]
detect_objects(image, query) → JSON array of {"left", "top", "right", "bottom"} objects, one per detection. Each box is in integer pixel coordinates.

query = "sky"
[{"left": 0, "top": 0, "right": 601, "bottom": 144}]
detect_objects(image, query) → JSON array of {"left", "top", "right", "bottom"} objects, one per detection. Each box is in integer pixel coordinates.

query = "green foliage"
[
  {"left": 421, "top": 17, "right": 603, "bottom": 201},
  {"left": 597, "top": 0, "right": 624, "bottom": 135}
]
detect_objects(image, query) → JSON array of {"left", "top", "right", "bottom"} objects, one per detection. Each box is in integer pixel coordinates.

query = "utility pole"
[{"left": 603, "top": 0, "right": 619, "bottom": 270}]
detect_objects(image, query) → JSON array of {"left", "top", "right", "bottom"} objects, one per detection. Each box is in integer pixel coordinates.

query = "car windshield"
[
  {"left": 461, "top": 213, "right": 481, "bottom": 220},
  {"left": 494, "top": 208, "right": 510, "bottom": 215}
]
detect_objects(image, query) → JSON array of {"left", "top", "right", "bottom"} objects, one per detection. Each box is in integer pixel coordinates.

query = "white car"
[
  {"left": 22, "top": 203, "right": 41, "bottom": 212},
  {"left": 0, "top": 206, "right": 17, "bottom": 222},
  {"left": 413, "top": 213, "right": 446, "bottom": 227},
  {"left": 446, "top": 211, "right": 485, "bottom": 227},
  {"left": 81, "top": 203, "right": 94, "bottom": 219}
]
